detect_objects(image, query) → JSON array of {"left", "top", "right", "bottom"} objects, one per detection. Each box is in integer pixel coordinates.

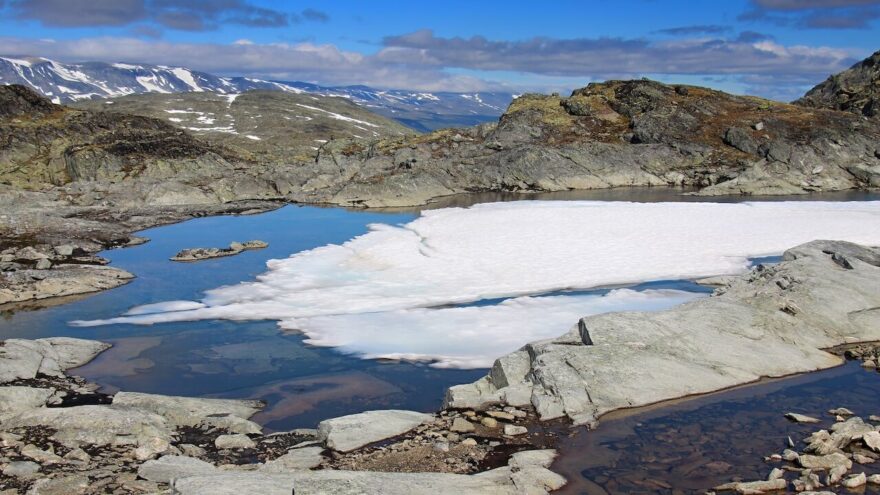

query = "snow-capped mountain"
[{"left": 0, "top": 56, "right": 514, "bottom": 130}]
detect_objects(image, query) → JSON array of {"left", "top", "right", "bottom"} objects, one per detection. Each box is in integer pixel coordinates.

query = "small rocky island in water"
[{"left": 171, "top": 240, "right": 268, "bottom": 262}]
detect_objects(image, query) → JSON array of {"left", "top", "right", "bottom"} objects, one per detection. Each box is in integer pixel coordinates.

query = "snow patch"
[
  {"left": 71, "top": 201, "right": 880, "bottom": 367},
  {"left": 295, "top": 103, "right": 379, "bottom": 127},
  {"left": 170, "top": 68, "right": 203, "bottom": 92}
]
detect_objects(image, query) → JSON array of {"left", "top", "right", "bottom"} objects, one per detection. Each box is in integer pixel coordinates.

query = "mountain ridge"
[
  {"left": 0, "top": 56, "right": 514, "bottom": 131},
  {"left": 795, "top": 49, "right": 880, "bottom": 119}
]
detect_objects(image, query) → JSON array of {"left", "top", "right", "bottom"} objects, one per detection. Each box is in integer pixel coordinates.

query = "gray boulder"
[
  {"left": 0, "top": 337, "right": 110, "bottom": 384},
  {"left": 317, "top": 409, "right": 434, "bottom": 452},
  {"left": 260, "top": 446, "right": 325, "bottom": 471},
  {"left": 0, "top": 405, "right": 172, "bottom": 448},
  {"left": 138, "top": 455, "right": 217, "bottom": 483}
]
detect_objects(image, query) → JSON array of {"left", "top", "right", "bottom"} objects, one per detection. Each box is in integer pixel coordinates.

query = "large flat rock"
[
  {"left": 446, "top": 240, "right": 880, "bottom": 425},
  {"left": 0, "top": 405, "right": 172, "bottom": 448},
  {"left": 112, "top": 392, "right": 264, "bottom": 427},
  {"left": 317, "top": 409, "right": 435, "bottom": 452},
  {"left": 0, "top": 337, "right": 110, "bottom": 384},
  {"left": 171, "top": 449, "right": 563, "bottom": 495}
]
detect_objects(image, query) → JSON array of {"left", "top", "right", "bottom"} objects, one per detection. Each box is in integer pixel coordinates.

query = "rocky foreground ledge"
[
  {"left": 447, "top": 240, "right": 880, "bottom": 427},
  {"left": 0, "top": 338, "right": 564, "bottom": 494}
]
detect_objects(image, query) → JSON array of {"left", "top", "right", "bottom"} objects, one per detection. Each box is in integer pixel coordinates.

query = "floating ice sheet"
[{"left": 72, "top": 200, "right": 880, "bottom": 367}]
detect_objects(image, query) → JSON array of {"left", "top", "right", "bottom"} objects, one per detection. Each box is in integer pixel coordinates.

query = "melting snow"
[
  {"left": 170, "top": 68, "right": 203, "bottom": 92},
  {"left": 295, "top": 104, "right": 379, "bottom": 127},
  {"left": 137, "top": 75, "right": 170, "bottom": 93},
  {"left": 72, "top": 201, "right": 880, "bottom": 368}
]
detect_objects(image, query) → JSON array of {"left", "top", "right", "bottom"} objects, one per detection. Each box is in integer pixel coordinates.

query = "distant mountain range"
[{"left": 0, "top": 56, "right": 515, "bottom": 131}]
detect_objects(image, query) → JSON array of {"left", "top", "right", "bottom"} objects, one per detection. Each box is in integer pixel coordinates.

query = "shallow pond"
[
  {"left": 1, "top": 187, "right": 878, "bottom": 432},
  {"left": 554, "top": 361, "right": 880, "bottom": 494}
]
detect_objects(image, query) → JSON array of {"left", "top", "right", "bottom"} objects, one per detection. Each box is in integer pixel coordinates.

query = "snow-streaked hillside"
[{"left": 0, "top": 56, "right": 514, "bottom": 130}]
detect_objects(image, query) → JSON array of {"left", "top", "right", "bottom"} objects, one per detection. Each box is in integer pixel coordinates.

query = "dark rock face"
[
  {"left": 796, "top": 50, "right": 880, "bottom": 119},
  {"left": 0, "top": 84, "right": 59, "bottom": 119},
  {"left": 0, "top": 85, "right": 242, "bottom": 187},
  {"left": 309, "top": 79, "right": 880, "bottom": 206}
]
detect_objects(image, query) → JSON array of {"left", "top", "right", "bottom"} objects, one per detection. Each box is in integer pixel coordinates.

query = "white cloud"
[{"left": 0, "top": 30, "right": 862, "bottom": 95}]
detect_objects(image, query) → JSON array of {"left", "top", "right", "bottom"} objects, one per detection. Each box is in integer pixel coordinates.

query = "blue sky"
[{"left": 1, "top": 0, "right": 878, "bottom": 99}]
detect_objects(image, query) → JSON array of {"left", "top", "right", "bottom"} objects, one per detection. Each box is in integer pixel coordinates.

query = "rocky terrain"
[
  {"left": 73, "top": 90, "right": 412, "bottom": 163},
  {"left": 446, "top": 240, "right": 880, "bottom": 426},
  {"left": 2, "top": 240, "right": 880, "bottom": 493},
  {"left": 0, "top": 337, "right": 565, "bottom": 494},
  {"left": 2, "top": 51, "right": 880, "bottom": 305},
  {"left": 311, "top": 78, "right": 880, "bottom": 207},
  {"left": 714, "top": 404, "right": 880, "bottom": 493},
  {"left": 171, "top": 240, "right": 267, "bottom": 262},
  {"left": 796, "top": 49, "right": 880, "bottom": 120}
]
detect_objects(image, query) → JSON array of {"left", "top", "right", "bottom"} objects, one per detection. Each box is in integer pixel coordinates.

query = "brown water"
[{"left": 553, "top": 361, "right": 880, "bottom": 494}]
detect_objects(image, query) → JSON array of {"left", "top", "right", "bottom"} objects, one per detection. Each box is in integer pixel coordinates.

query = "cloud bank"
[{"left": 0, "top": 30, "right": 858, "bottom": 96}]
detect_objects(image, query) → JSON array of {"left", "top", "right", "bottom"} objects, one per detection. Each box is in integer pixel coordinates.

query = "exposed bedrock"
[{"left": 446, "top": 240, "right": 880, "bottom": 425}]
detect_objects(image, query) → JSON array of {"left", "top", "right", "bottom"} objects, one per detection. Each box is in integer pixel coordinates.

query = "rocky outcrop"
[
  {"left": 796, "top": 50, "right": 880, "bottom": 119},
  {"left": 171, "top": 240, "right": 268, "bottom": 262},
  {"left": 303, "top": 80, "right": 880, "bottom": 206},
  {"left": 0, "top": 337, "right": 565, "bottom": 494},
  {"left": 0, "top": 264, "right": 133, "bottom": 305},
  {"left": 446, "top": 240, "right": 880, "bottom": 425},
  {"left": 0, "top": 337, "right": 109, "bottom": 384},
  {"left": 4, "top": 59, "right": 880, "bottom": 305}
]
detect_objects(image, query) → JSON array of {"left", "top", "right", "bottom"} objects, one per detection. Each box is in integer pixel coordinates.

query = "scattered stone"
[
  {"left": 138, "top": 455, "right": 217, "bottom": 483},
  {"left": 785, "top": 412, "right": 821, "bottom": 423},
  {"left": 461, "top": 438, "right": 477, "bottom": 447},
  {"left": 828, "top": 407, "right": 854, "bottom": 417},
  {"left": 20, "top": 444, "right": 66, "bottom": 465},
  {"left": 842, "top": 472, "right": 867, "bottom": 488},
  {"left": 27, "top": 474, "right": 90, "bottom": 495},
  {"left": 134, "top": 436, "right": 171, "bottom": 460},
  {"left": 504, "top": 424, "right": 528, "bottom": 436},
  {"left": 2, "top": 460, "right": 40, "bottom": 478},
  {"left": 715, "top": 478, "right": 787, "bottom": 493},
  {"left": 863, "top": 430, "right": 880, "bottom": 451},
  {"left": 486, "top": 411, "right": 515, "bottom": 421},
  {"left": 798, "top": 452, "right": 851, "bottom": 470},
  {"left": 214, "top": 434, "right": 256, "bottom": 450},
  {"left": 260, "top": 447, "right": 325, "bottom": 471},
  {"left": 480, "top": 417, "right": 498, "bottom": 428},
  {"left": 450, "top": 417, "right": 475, "bottom": 433}
]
